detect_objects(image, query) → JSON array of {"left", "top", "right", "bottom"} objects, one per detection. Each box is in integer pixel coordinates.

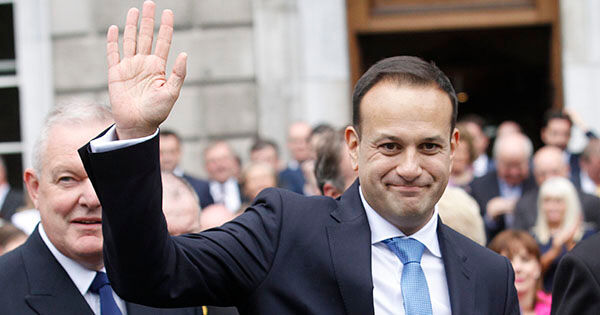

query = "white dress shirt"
[
  {"left": 39, "top": 224, "right": 128, "bottom": 315},
  {"left": 209, "top": 178, "right": 242, "bottom": 213},
  {"left": 361, "top": 187, "right": 451, "bottom": 315}
]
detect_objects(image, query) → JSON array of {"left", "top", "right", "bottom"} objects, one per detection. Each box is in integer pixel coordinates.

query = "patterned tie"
[
  {"left": 384, "top": 237, "right": 433, "bottom": 315},
  {"left": 89, "top": 271, "right": 123, "bottom": 315}
]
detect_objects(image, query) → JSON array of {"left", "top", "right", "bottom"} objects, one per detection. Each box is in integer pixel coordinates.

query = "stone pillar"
[{"left": 561, "top": 0, "right": 600, "bottom": 151}]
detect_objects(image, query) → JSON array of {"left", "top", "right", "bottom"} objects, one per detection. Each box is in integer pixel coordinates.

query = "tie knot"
[
  {"left": 384, "top": 237, "right": 426, "bottom": 264},
  {"left": 90, "top": 271, "right": 110, "bottom": 294}
]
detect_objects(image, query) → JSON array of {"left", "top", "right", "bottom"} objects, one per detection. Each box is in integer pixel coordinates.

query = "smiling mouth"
[{"left": 72, "top": 219, "right": 102, "bottom": 225}]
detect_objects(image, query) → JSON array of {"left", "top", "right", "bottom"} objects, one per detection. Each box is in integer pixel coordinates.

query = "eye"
[
  {"left": 57, "top": 176, "right": 77, "bottom": 186},
  {"left": 421, "top": 143, "right": 440, "bottom": 152},
  {"left": 379, "top": 143, "right": 401, "bottom": 154}
]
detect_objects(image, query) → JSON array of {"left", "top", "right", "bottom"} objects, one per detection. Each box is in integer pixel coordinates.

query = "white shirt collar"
[
  {"left": 38, "top": 223, "right": 102, "bottom": 296},
  {"left": 360, "top": 185, "right": 442, "bottom": 258}
]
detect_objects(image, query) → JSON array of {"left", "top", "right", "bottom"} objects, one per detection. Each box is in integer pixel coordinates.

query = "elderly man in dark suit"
[
  {"left": 79, "top": 2, "right": 519, "bottom": 314},
  {"left": 469, "top": 132, "right": 537, "bottom": 241},
  {"left": 0, "top": 101, "right": 204, "bottom": 315}
]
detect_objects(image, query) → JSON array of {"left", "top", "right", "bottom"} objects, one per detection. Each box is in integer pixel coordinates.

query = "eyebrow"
[{"left": 375, "top": 134, "right": 446, "bottom": 143}]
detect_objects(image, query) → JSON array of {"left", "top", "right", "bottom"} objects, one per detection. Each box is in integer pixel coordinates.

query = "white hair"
[
  {"left": 32, "top": 99, "right": 113, "bottom": 174},
  {"left": 532, "top": 176, "right": 584, "bottom": 244}
]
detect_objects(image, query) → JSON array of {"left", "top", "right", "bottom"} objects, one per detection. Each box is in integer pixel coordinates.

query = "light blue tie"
[
  {"left": 89, "top": 271, "right": 122, "bottom": 315},
  {"left": 384, "top": 237, "right": 433, "bottom": 315}
]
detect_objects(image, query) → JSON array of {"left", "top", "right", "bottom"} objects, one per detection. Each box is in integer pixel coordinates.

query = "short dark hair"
[
  {"left": 159, "top": 129, "right": 181, "bottom": 142},
  {"left": 314, "top": 130, "right": 346, "bottom": 194},
  {"left": 543, "top": 110, "right": 572, "bottom": 128},
  {"left": 250, "top": 138, "right": 279, "bottom": 156},
  {"left": 352, "top": 56, "right": 458, "bottom": 136}
]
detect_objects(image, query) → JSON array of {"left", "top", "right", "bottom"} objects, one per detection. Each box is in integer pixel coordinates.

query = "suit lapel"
[
  {"left": 23, "top": 228, "right": 94, "bottom": 315},
  {"left": 437, "top": 222, "right": 475, "bottom": 315},
  {"left": 327, "top": 181, "right": 374, "bottom": 315}
]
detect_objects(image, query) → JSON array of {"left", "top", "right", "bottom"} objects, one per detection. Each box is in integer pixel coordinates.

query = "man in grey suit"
[{"left": 0, "top": 101, "right": 204, "bottom": 315}]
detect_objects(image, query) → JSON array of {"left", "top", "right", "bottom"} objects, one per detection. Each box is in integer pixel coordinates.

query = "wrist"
[{"left": 115, "top": 126, "right": 157, "bottom": 140}]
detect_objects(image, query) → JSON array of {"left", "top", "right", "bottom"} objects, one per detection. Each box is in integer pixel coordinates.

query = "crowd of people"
[{"left": 0, "top": 1, "right": 599, "bottom": 314}]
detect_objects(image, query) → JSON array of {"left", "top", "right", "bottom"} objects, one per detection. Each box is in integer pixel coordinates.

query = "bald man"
[{"left": 513, "top": 146, "right": 600, "bottom": 231}]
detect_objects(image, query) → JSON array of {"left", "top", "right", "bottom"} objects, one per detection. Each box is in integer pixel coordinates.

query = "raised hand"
[{"left": 106, "top": 1, "right": 187, "bottom": 139}]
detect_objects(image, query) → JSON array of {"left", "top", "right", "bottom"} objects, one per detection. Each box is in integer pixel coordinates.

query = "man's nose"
[
  {"left": 395, "top": 148, "right": 422, "bottom": 182},
  {"left": 79, "top": 178, "right": 101, "bottom": 209}
]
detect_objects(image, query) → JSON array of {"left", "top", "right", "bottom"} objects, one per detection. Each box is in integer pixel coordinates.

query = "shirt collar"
[
  {"left": 39, "top": 223, "right": 104, "bottom": 296},
  {"left": 360, "top": 185, "right": 441, "bottom": 258}
]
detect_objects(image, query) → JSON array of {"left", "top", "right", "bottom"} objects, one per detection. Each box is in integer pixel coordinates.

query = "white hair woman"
[{"left": 532, "top": 176, "right": 596, "bottom": 292}]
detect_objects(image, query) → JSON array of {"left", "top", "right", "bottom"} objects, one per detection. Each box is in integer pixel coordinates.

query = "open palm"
[{"left": 106, "top": 1, "right": 187, "bottom": 139}]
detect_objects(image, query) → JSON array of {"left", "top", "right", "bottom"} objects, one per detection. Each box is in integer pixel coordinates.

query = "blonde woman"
[{"left": 532, "top": 176, "right": 596, "bottom": 292}]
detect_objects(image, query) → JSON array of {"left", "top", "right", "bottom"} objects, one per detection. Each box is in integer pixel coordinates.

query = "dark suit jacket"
[
  {"left": 278, "top": 166, "right": 305, "bottom": 195},
  {"left": 0, "top": 227, "right": 204, "bottom": 315},
  {"left": 469, "top": 170, "right": 537, "bottom": 241},
  {"left": 0, "top": 187, "right": 24, "bottom": 220},
  {"left": 551, "top": 232, "right": 600, "bottom": 315},
  {"left": 79, "top": 132, "right": 519, "bottom": 315},
  {"left": 514, "top": 187, "right": 600, "bottom": 231},
  {"left": 182, "top": 173, "right": 215, "bottom": 209}
]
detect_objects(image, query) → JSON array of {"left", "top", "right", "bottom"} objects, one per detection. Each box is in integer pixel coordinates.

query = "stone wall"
[{"left": 49, "top": 0, "right": 351, "bottom": 177}]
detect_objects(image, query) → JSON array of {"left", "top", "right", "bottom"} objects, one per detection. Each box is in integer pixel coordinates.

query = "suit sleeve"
[
  {"left": 79, "top": 133, "right": 282, "bottom": 308},
  {"left": 551, "top": 252, "right": 600, "bottom": 315},
  {"left": 502, "top": 256, "right": 520, "bottom": 315}
]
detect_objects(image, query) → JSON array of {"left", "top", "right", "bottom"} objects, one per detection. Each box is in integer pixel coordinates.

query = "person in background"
[
  {"left": 239, "top": 162, "right": 278, "bottom": 203},
  {"left": 489, "top": 230, "right": 551, "bottom": 315},
  {"left": 279, "top": 121, "right": 312, "bottom": 195},
  {"left": 161, "top": 171, "right": 202, "bottom": 236},
  {"left": 437, "top": 186, "right": 486, "bottom": 246},
  {"left": 514, "top": 146, "right": 600, "bottom": 231},
  {"left": 313, "top": 129, "right": 357, "bottom": 198},
  {"left": 540, "top": 109, "right": 597, "bottom": 187},
  {"left": 449, "top": 123, "right": 477, "bottom": 191},
  {"left": 470, "top": 132, "right": 537, "bottom": 241},
  {"left": 0, "top": 156, "right": 24, "bottom": 221},
  {"left": 204, "top": 141, "right": 244, "bottom": 213},
  {"left": 300, "top": 123, "right": 337, "bottom": 196},
  {"left": 249, "top": 138, "right": 281, "bottom": 172},
  {"left": 0, "top": 220, "right": 27, "bottom": 256},
  {"left": 460, "top": 114, "right": 493, "bottom": 177},
  {"left": 578, "top": 139, "right": 600, "bottom": 196},
  {"left": 496, "top": 120, "right": 522, "bottom": 138},
  {"left": 531, "top": 176, "right": 596, "bottom": 292},
  {"left": 159, "top": 129, "right": 214, "bottom": 209}
]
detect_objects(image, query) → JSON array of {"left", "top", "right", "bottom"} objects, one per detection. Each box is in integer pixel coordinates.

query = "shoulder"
[
  {"left": 0, "top": 245, "right": 28, "bottom": 294},
  {"left": 441, "top": 224, "right": 509, "bottom": 268},
  {"left": 570, "top": 232, "right": 600, "bottom": 264}
]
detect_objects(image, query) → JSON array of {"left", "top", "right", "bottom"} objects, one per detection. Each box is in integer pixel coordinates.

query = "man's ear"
[
  {"left": 449, "top": 128, "right": 460, "bottom": 160},
  {"left": 23, "top": 168, "right": 40, "bottom": 209},
  {"left": 345, "top": 126, "right": 360, "bottom": 172},
  {"left": 323, "top": 182, "right": 342, "bottom": 199}
]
